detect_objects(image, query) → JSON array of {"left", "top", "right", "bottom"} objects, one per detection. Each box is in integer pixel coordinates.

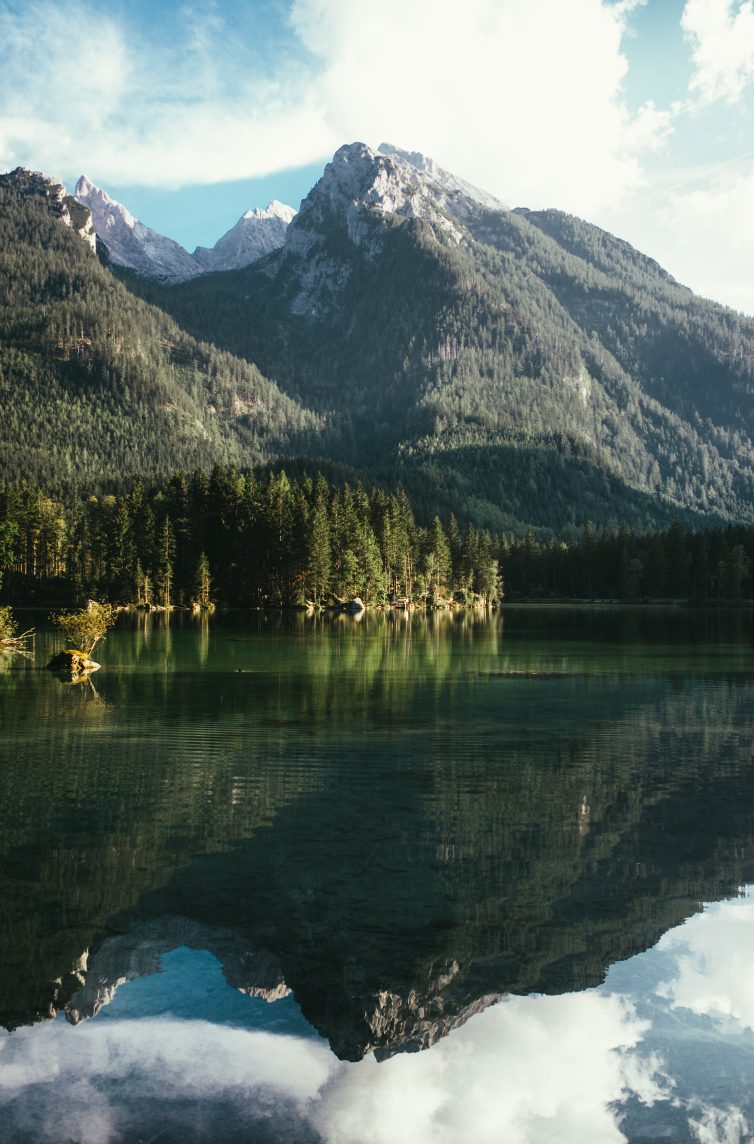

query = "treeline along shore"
[{"left": 0, "top": 467, "right": 753, "bottom": 609}]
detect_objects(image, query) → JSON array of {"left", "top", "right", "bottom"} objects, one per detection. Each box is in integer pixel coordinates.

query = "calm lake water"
[{"left": 1, "top": 607, "right": 754, "bottom": 1142}]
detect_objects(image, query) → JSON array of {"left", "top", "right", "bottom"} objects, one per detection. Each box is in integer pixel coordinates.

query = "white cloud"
[
  {"left": 0, "top": 992, "right": 665, "bottom": 1144},
  {"left": 313, "top": 992, "right": 665, "bottom": 1144},
  {"left": 3, "top": 0, "right": 752, "bottom": 314},
  {"left": 682, "top": 0, "right": 754, "bottom": 104},
  {"left": 0, "top": 0, "right": 338, "bottom": 187},
  {"left": 690, "top": 1104, "right": 752, "bottom": 1144},
  {"left": 0, "top": 0, "right": 667, "bottom": 218},
  {"left": 0, "top": 1017, "right": 335, "bottom": 1143},
  {"left": 291, "top": 0, "right": 670, "bottom": 218},
  {"left": 657, "top": 894, "right": 754, "bottom": 1028},
  {"left": 593, "top": 156, "right": 754, "bottom": 315}
]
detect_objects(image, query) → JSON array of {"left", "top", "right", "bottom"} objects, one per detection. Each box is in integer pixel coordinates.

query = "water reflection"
[
  {"left": 4, "top": 890, "right": 754, "bottom": 1142},
  {"left": 1, "top": 609, "right": 754, "bottom": 1126}
]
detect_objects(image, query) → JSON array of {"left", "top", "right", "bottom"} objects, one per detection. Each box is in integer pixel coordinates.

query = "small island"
[{"left": 46, "top": 601, "right": 118, "bottom": 676}]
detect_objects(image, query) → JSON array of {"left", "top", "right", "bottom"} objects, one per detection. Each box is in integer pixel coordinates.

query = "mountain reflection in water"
[
  {"left": 3, "top": 894, "right": 754, "bottom": 1142},
  {"left": 1, "top": 608, "right": 754, "bottom": 1140}
]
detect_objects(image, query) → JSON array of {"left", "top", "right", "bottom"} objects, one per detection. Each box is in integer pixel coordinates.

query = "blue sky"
[{"left": 2, "top": 0, "right": 754, "bottom": 313}]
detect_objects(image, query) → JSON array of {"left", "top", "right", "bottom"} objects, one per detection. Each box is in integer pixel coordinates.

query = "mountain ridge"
[
  {"left": 74, "top": 175, "right": 296, "bottom": 283},
  {"left": 4, "top": 144, "right": 754, "bottom": 532},
  {"left": 0, "top": 166, "right": 321, "bottom": 491},
  {"left": 129, "top": 140, "right": 754, "bottom": 531}
]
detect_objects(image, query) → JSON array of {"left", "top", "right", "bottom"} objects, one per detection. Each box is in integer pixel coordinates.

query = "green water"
[{"left": 1, "top": 607, "right": 754, "bottom": 1141}]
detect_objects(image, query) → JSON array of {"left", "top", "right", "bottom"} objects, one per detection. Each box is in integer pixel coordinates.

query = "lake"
[{"left": 1, "top": 607, "right": 754, "bottom": 1142}]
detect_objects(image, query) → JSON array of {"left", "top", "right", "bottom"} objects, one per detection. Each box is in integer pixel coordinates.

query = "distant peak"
[
  {"left": 268, "top": 199, "right": 297, "bottom": 220},
  {"left": 75, "top": 176, "right": 121, "bottom": 213},
  {"left": 242, "top": 200, "right": 296, "bottom": 223},
  {"left": 334, "top": 141, "right": 373, "bottom": 160}
]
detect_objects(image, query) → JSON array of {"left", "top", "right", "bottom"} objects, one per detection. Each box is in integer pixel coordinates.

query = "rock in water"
[{"left": 46, "top": 650, "right": 100, "bottom": 674}]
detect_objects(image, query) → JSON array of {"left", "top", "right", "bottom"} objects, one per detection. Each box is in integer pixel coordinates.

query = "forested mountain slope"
[
  {"left": 0, "top": 169, "right": 320, "bottom": 491},
  {"left": 6, "top": 145, "right": 754, "bottom": 533},
  {"left": 126, "top": 143, "right": 754, "bottom": 533}
]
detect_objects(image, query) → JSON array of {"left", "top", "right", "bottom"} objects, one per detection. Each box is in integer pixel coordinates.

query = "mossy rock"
[{"left": 46, "top": 650, "right": 100, "bottom": 674}]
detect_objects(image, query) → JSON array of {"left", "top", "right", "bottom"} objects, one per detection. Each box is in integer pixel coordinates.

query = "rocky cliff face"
[
  {"left": 0, "top": 167, "right": 96, "bottom": 252},
  {"left": 75, "top": 177, "right": 295, "bottom": 282},
  {"left": 64, "top": 918, "right": 291, "bottom": 1025},
  {"left": 284, "top": 140, "right": 501, "bottom": 268},
  {"left": 277, "top": 139, "right": 496, "bottom": 319},
  {"left": 75, "top": 176, "right": 201, "bottom": 283},
  {"left": 60, "top": 914, "right": 502, "bottom": 1060},
  {"left": 270, "top": 140, "right": 515, "bottom": 321}
]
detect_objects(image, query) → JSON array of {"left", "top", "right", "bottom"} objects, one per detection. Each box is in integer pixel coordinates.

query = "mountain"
[
  {"left": 5, "top": 144, "right": 754, "bottom": 532},
  {"left": 131, "top": 141, "right": 754, "bottom": 533},
  {"left": 75, "top": 176, "right": 200, "bottom": 282},
  {"left": 75, "top": 177, "right": 296, "bottom": 283},
  {"left": 0, "top": 167, "right": 319, "bottom": 490},
  {"left": 193, "top": 200, "right": 296, "bottom": 273},
  {"left": 4, "top": 167, "right": 97, "bottom": 251}
]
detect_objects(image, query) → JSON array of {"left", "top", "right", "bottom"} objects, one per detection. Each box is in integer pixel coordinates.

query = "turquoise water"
[{"left": 1, "top": 608, "right": 753, "bottom": 1141}]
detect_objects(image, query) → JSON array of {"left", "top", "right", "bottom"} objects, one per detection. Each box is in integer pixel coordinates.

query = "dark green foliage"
[
  {"left": 502, "top": 519, "right": 754, "bottom": 602},
  {"left": 0, "top": 172, "right": 321, "bottom": 493},
  {"left": 5, "top": 469, "right": 754, "bottom": 608},
  {"left": 0, "top": 471, "right": 501, "bottom": 608},
  {"left": 195, "top": 551, "right": 212, "bottom": 608},
  {"left": 6, "top": 164, "right": 754, "bottom": 533},
  {"left": 132, "top": 194, "right": 754, "bottom": 530},
  {"left": 306, "top": 475, "right": 332, "bottom": 603},
  {"left": 0, "top": 604, "right": 14, "bottom": 641}
]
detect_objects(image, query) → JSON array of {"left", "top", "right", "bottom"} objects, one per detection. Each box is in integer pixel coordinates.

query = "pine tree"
[
  {"left": 427, "top": 516, "right": 451, "bottom": 598},
  {"left": 307, "top": 477, "right": 332, "bottom": 603},
  {"left": 194, "top": 551, "right": 212, "bottom": 608},
  {"left": 156, "top": 516, "right": 176, "bottom": 609}
]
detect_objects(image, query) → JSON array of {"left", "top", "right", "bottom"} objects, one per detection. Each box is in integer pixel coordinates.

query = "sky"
[{"left": 2, "top": 0, "right": 754, "bottom": 313}]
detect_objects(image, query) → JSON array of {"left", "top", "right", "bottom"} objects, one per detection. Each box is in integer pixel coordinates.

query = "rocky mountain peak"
[
  {"left": 377, "top": 143, "right": 506, "bottom": 212},
  {"left": 193, "top": 199, "right": 296, "bottom": 273},
  {"left": 298, "top": 141, "right": 441, "bottom": 228},
  {"left": 242, "top": 200, "right": 296, "bottom": 224},
  {"left": 75, "top": 176, "right": 199, "bottom": 283},
  {"left": 75, "top": 175, "right": 135, "bottom": 226},
  {"left": 73, "top": 178, "right": 296, "bottom": 281},
  {"left": 279, "top": 141, "right": 508, "bottom": 319},
  {"left": 4, "top": 165, "right": 65, "bottom": 198},
  {"left": 285, "top": 141, "right": 505, "bottom": 266}
]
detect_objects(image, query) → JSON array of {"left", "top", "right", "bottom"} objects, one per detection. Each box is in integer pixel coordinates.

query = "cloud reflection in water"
[
  {"left": 4, "top": 895, "right": 754, "bottom": 1142},
  {"left": 0, "top": 995, "right": 657, "bottom": 1144}
]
